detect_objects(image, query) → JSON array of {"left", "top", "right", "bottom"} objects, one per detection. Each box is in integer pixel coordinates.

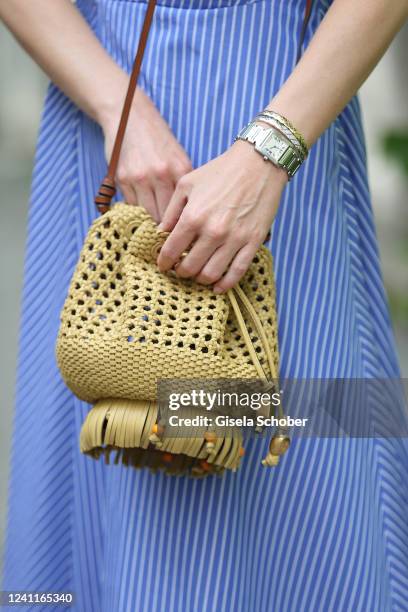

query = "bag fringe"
[{"left": 79, "top": 398, "right": 244, "bottom": 477}]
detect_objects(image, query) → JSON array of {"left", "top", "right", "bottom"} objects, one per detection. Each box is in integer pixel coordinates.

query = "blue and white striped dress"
[{"left": 3, "top": 1, "right": 408, "bottom": 610}]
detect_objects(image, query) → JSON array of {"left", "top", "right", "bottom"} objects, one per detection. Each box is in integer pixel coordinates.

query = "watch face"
[{"left": 263, "top": 132, "right": 288, "bottom": 158}]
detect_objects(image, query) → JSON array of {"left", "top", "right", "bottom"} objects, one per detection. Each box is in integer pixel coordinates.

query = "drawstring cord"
[{"left": 227, "top": 286, "right": 290, "bottom": 466}]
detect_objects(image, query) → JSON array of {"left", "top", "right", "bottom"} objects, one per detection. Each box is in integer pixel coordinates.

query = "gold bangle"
[{"left": 263, "top": 108, "right": 309, "bottom": 158}]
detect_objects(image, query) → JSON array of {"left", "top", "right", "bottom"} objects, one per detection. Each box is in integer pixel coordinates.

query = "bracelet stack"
[{"left": 234, "top": 108, "right": 309, "bottom": 180}]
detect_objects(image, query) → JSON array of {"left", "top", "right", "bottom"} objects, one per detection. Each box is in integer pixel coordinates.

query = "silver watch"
[{"left": 234, "top": 121, "right": 303, "bottom": 179}]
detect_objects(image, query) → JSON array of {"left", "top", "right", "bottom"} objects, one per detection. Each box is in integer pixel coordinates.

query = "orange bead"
[
  {"left": 204, "top": 432, "right": 217, "bottom": 442},
  {"left": 200, "top": 460, "right": 211, "bottom": 472},
  {"left": 239, "top": 447, "right": 245, "bottom": 457},
  {"left": 162, "top": 452, "right": 173, "bottom": 463}
]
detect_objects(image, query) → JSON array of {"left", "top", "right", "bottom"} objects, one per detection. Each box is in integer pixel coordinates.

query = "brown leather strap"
[
  {"left": 95, "top": 0, "right": 157, "bottom": 213},
  {"left": 95, "top": 0, "right": 312, "bottom": 215}
]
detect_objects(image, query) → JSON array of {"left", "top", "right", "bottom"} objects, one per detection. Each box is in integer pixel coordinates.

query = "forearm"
[
  {"left": 0, "top": 0, "right": 128, "bottom": 125},
  {"left": 269, "top": 0, "right": 408, "bottom": 148}
]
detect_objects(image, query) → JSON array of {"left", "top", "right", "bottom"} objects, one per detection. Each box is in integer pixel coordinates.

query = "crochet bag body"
[
  {"left": 56, "top": 202, "right": 289, "bottom": 476},
  {"left": 56, "top": 202, "right": 279, "bottom": 397},
  {"left": 55, "top": 0, "right": 295, "bottom": 476}
]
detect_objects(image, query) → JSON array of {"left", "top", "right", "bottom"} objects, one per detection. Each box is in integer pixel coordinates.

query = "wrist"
[
  {"left": 96, "top": 79, "right": 154, "bottom": 140},
  {"left": 230, "top": 138, "right": 289, "bottom": 188},
  {"left": 232, "top": 121, "right": 300, "bottom": 184},
  {"left": 93, "top": 69, "right": 130, "bottom": 132}
]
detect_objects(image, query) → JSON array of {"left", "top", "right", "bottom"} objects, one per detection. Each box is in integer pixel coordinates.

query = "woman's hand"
[
  {"left": 101, "top": 87, "right": 193, "bottom": 223},
  {"left": 156, "top": 139, "right": 288, "bottom": 293}
]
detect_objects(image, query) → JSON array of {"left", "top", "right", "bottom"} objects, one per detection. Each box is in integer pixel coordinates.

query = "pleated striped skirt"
[{"left": 3, "top": 0, "right": 408, "bottom": 610}]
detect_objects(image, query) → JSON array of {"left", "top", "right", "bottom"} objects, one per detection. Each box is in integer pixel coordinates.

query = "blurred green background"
[{"left": 0, "top": 20, "right": 407, "bottom": 580}]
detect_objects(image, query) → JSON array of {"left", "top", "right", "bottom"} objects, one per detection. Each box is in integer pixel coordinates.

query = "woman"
[{"left": 1, "top": 0, "right": 408, "bottom": 610}]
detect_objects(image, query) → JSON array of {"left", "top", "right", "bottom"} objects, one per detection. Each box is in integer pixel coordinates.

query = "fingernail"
[
  {"left": 157, "top": 223, "right": 164, "bottom": 231},
  {"left": 213, "top": 286, "right": 223, "bottom": 294}
]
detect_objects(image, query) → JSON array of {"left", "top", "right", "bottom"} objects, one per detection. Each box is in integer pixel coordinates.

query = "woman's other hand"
[
  {"left": 101, "top": 87, "right": 193, "bottom": 223},
  {"left": 156, "top": 139, "right": 288, "bottom": 293}
]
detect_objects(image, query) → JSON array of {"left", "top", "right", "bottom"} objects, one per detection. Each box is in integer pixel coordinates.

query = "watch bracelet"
[{"left": 234, "top": 122, "right": 303, "bottom": 179}]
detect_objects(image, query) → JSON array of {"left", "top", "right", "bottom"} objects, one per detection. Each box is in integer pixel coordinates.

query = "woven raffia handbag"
[{"left": 55, "top": 0, "right": 302, "bottom": 477}]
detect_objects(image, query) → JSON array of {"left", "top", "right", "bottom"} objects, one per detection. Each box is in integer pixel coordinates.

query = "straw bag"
[{"left": 55, "top": 0, "right": 309, "bottom": 477}]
